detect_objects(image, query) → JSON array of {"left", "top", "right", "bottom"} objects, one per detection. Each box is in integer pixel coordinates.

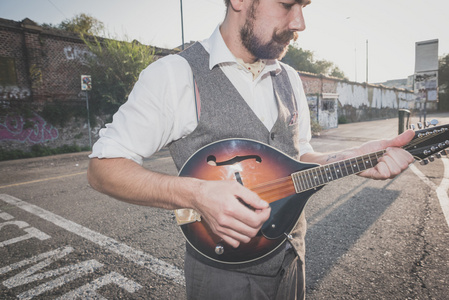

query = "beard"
[{"left": 240, "top": 17, "right": 298, "bottom": 60}]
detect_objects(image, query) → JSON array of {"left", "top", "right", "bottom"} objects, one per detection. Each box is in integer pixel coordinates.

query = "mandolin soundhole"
[{"left": 206, "top": 154, "right": 262, "bottom": 167}]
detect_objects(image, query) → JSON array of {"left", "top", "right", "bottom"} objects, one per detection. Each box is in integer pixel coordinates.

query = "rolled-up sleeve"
[{"left": 89, "top": 55, "right": 197, "bottom": 165}]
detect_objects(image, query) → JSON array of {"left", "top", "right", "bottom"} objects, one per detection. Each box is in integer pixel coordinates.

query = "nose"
[{"left": 289, "top": 5, "right": 306, "bottom": 32}]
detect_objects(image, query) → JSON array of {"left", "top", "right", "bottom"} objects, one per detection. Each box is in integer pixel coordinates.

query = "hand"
[
  {"left": 358, "top": 129, "right": 415, "bottom": 180},
  {"left": 193, "top": 180, "right": 271, "bottom": 248}
]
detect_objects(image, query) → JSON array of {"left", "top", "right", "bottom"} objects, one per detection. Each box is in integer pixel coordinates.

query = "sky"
[{"left": 1, "top": 0, "right": 448, "bottom": 83}]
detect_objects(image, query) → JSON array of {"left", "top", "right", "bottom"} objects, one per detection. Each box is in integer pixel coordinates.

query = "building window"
[
  {"left": 0, "top": 56, "right": 17, "bottom": 85},
  {"left": 322, "top": 99, "right": 335, "bottom": 112}
]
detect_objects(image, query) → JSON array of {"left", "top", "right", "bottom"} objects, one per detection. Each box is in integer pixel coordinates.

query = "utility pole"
[
  {"left": 366, "top": 39, "right": 369, "bottom": 83},
  {"left": 180, "top": 0, "right": 185, "bottom": 50}
]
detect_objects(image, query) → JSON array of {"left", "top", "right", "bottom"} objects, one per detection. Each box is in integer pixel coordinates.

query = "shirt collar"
[{"left": 202, "top": 25, "right": 282, "bottom": 75}]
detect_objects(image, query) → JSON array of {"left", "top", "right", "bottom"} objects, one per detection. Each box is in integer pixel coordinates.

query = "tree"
[
  {"left": 58, "top": 13, "right": 104, "bottom": 35},
  {"left": 281, "top": 44, "right": 347, "bottom": 80},
  {"left": 80, "top": 34, "right": 156, "bottom": 114},
  {"left": 438, "top": 54, "right": 449, "bottom": 111}
]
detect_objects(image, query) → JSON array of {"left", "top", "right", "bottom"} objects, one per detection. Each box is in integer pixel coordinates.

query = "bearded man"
[{"left": 88, "top": 1, "right": 414, "bottom": 299}]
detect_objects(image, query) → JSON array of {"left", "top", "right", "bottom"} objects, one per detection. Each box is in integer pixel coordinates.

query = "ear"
[{"left": 229, "top": 0, "right": 245, "bottom": 11}]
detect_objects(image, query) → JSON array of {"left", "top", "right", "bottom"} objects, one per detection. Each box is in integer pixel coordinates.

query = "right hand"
[{"left": 193, "top": 180, "right": 271, "bottom": 248}]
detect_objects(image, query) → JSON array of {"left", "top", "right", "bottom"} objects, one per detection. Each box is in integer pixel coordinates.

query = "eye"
[{"left": 281, "top": 2, "right": 294, "bottom": 9}]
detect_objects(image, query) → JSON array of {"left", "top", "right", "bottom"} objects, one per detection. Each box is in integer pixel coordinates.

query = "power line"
[{"left": 47, "top": 0, "right": 67, "bottom": 19}]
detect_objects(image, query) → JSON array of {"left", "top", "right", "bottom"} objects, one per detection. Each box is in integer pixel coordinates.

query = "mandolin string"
[
  {"left": 404, "top": 129, "right": 446, "bottom": 149},
  {"left": 248, "top": 150, "right": 385, "bottom": 196},
  {"left": 244, "top": 128, "right": 447, "bottom": 200}
]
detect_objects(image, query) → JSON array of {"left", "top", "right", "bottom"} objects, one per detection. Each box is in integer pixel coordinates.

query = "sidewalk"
[{"left": 311, "top": 112, "right": 449, "bottom": 152}]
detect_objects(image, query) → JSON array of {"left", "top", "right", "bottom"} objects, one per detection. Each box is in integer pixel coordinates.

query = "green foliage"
[
  {"left": 58, "top": 13, "right": 104, "bottom": 35},
  {"left": 41, "top": 103, "right": 85, "bottom": 127},
  {"left": 282, "top": 44, "right": 347, "bottom": 79},
  {"left": 80, "top": 34, "right": 156, "bottom": 114},
  {"left": 309, "top": 110, "right": 322, "bottom": 136},
  {"left": 439, "top": 54, "right": 449, "bottom": 111},
  {"left": 0, "top": 144, "right": 90, "bottom": 161},
  {"left": 338, "top": 115, "right": 348, "bottom": 124}
]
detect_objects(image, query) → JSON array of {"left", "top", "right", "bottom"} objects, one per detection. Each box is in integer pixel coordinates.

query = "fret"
[
  {"left": 342, "top": 159, "right": 352, "bottom": 175},
  {"left": 322, "top": 166, "right": 332, "bottom": 181},
  {"left": 291, "top": 173, "right": 299, "bottom": 192},
  {"left": 301, "top": 172, "right": 310, "bottom": 190},
  {"left": 296, "top": 173, "right": 304, "bottom": 192},
  {"left": 314, "top": 168, "right": 324, "bottom": 186},
  {"left": 311, "top": 168, "right": 320, "bottom": 187},
  {"left": 303, "top": 170, "right": 312, "bottom": 189},
  {"left": 359, "top": 156, "right": 366, "bottom": 171},
  {"left": 363, "top": 154, "right": 373, "bottom": 169},
  {"left": 329, "top": 163, "right": 337, "bottom": 179},
  {"left": 366, "top": 154, "right": 375, "bottom": 168},
  {"left": 305, "top": 169, "right": 314, "bottom": 188},
  {"left": 295, "top": 172, "right": 306, "bottom": 191},
  {"left": 339, "top": 161, "right": 349, "bottom": 177},
  {"left": 318, "top": 166, "right": 327, "bottom": 184},
  {"left": 350, "top": 157, "right": 360, "bottom": 173},
  {"left": 333, "top": 162, "right": 343, "bottom": 179}
]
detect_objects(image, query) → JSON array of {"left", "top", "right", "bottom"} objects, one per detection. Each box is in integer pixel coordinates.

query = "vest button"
[{"left": 271, "top": 133, "right": 275, "bottom": 140}]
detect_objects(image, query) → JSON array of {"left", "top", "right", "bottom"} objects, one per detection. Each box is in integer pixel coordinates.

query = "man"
[{"left": 87, "top": 0, "right": 415, "bottom": 299}]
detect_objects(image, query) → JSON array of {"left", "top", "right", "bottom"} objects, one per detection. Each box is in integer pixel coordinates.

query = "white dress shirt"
[{"left": 90, "top": 25, "right": 313, "bottom": 165}]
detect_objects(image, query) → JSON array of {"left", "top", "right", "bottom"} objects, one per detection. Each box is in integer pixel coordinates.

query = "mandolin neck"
[{"left": 291, "top": 150, "right": 386, "bottom": 193}]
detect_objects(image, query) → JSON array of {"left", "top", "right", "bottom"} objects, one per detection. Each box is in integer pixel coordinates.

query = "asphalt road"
[{"left": 1, "top": 113, "right": 449, "bottom": 299}]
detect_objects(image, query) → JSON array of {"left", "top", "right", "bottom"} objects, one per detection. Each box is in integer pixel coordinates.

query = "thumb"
[{"left": 385, "top": 129, "right": 415, "bottom": 148}]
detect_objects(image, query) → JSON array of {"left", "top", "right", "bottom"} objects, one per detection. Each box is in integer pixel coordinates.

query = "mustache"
[{"left": 272, "top": 30, "right": 298, "bottom": 44}]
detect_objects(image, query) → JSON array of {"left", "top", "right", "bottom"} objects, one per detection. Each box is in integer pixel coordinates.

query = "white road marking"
[
  {"left": 56, "top": 271, "right": 142, "bottom": 300},
  {"left": 409, "top": 158, "right": 449, "bottom": 228},
  {"left": 0, "top": 194, "right": 185, "bottom": 286}
]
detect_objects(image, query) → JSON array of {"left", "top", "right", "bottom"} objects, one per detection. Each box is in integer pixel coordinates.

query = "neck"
[{"left": 220, "top": 17, "right": 257, "bottom": 63}]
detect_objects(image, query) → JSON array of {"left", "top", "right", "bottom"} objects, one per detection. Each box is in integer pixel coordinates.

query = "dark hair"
[{"left": 224, "top": 0, "right": 230, "bottom": 7}]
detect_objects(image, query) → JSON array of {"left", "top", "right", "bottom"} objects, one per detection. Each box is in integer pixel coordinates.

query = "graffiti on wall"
[
  {"left": 64, "top": 46, "right": 95, "bottom": 66},
  {"left": 0, "top": 86, "right": 31, "bottom": 101},
  {"left": 0, "top": 113, "right": 59, "bottom": 144}
]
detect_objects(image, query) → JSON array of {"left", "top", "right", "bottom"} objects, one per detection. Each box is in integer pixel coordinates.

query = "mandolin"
[{"left": 174, "top": 122, "right": 449, "bottom": 264}]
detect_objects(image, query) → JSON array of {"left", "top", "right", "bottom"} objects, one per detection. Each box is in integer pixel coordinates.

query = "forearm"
[
  {"left": 300, "top": 148, "right": 358, "bottom": 165},
  {"left": 87, "top": 157, "right": 200, "bottom": 210},
  {"left": 300, "top": 130, "right": 415, "bottom": 180}
]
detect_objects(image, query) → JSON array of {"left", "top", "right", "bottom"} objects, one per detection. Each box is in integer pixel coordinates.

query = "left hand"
[{"left": 357, "top": 129, "right": 415, "bottom": 180}]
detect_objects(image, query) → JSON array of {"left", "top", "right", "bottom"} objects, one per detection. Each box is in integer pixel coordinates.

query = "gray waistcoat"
[{"left": 170, "top": 43, "right": 306, "bottom": 270}]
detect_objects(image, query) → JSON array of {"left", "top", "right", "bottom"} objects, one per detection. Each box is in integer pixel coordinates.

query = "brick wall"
[{"left": 0, "top": 18, "right": 176, "bottom": 153}]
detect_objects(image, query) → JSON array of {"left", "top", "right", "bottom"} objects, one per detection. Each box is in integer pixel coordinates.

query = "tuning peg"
[
  {"left": 430, "top": 119, "right": 439, "bottom": 126},
  {"left": 417, "top": 122, "right": 423, "bottom": 129},
  {"left": 425, "top": 121, "right": 431, "bottom": 128},
  {"left": 429, "top": 156, "right": 435, "bottom": 162},
  {"left": 420, "top": 159, "right": 429, "bottom": 165},
  {"left": 410, "top": 124, "right": 416, "bottom": 130},
  {"left": 435, "top": 153, "right": 442, "bottom": 159}
]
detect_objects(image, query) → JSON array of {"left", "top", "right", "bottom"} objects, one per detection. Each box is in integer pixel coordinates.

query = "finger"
[
  {"left": 378, "top": 155, "right": 401, "bottom": 178},
  {"left": 218, "top": 202, "right": 270, "bottom": 236},
  {"left": 231, "top": 199, "right": 271, "bottom": 229},
  {"left": 384, "top": 129, "right": 415, "bottom": 148},
  {"left": 231, "top": 181, "right": 269, "bottom": 210},
  {"left": 212, "top": 217, "right": 261, "bottom": 248}
]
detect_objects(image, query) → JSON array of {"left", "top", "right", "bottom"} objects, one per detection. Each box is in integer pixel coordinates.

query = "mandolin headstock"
[{"left": 403, "top": 119, "right": 449, "bottom": 164}]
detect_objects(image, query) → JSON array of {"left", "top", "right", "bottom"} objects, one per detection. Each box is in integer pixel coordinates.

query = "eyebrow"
[{"left": 297, "top": 0, "right": 312, "bottom": 5}]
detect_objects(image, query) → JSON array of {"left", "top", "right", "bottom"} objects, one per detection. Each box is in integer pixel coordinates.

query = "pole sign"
[
  {"left": 414, "top": 39, "right": 438, "bottom": 102},
  {"left": 81, "top": 75, "right": 92, "bottom": 91}
]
